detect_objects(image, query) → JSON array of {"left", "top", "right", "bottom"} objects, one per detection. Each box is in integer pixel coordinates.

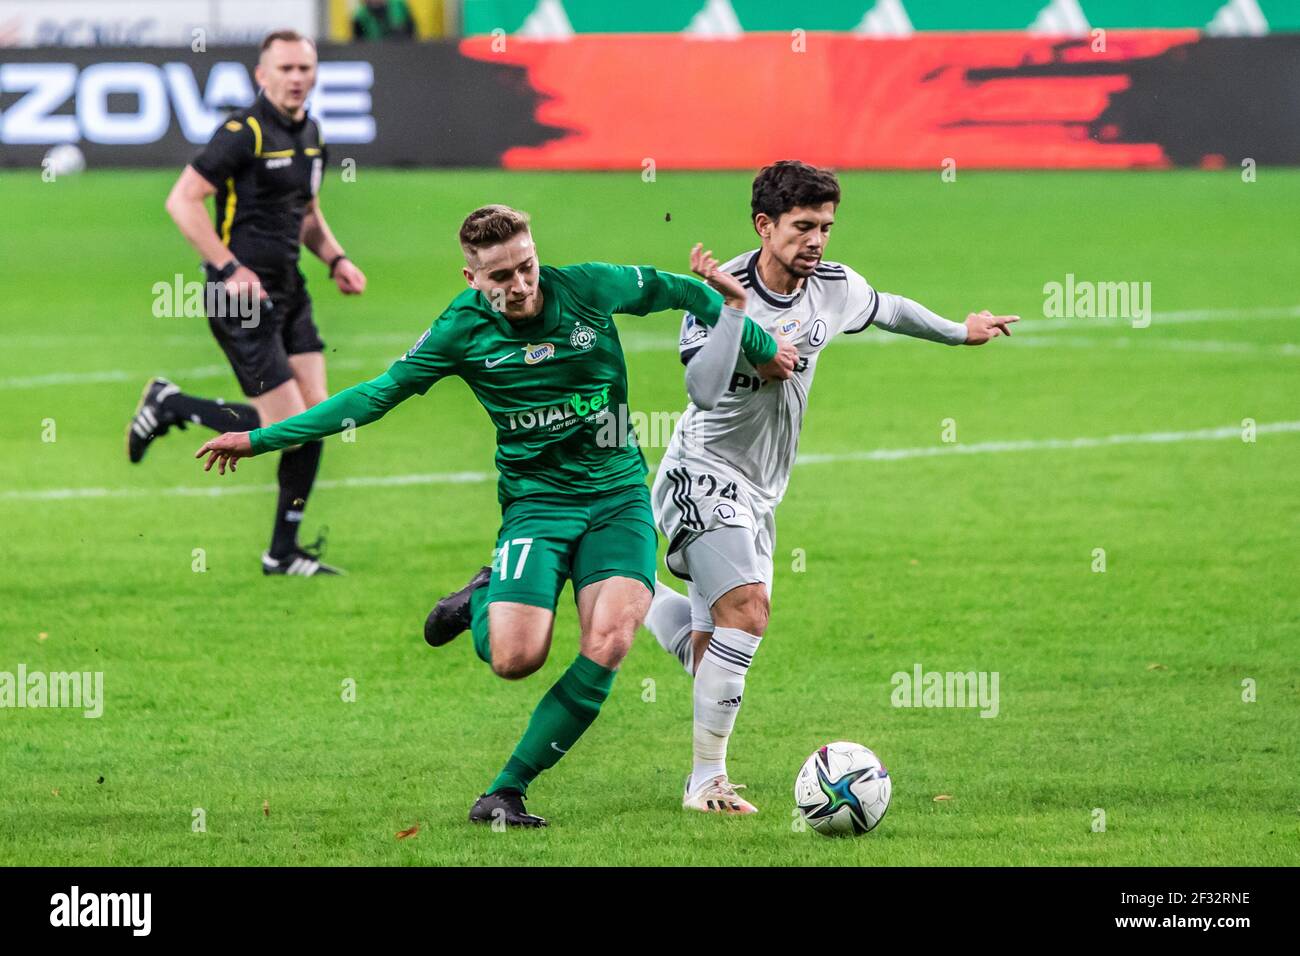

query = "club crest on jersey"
[
  {"left": 570, "top": 323, "right": 597, "bottom": 351},
  {"left": 809, "top": 318, "right": 827, "bottom": 347},
  {"left": 524, "top": 343, "right": 556, "bottom": 365},
  {"left": 778, "top": 317, "right": 801, "bottom": 337}
]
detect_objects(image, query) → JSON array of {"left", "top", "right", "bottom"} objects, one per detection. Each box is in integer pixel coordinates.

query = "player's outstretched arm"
[
  {"left": 874, "top": 293, "right": 1018, "bottom": 346},
  {"left": 195, "top": 372, "right": 415, "bottom": 475},
  {"left": 587, "top": 260, "right": 780, "bottom": 368}
]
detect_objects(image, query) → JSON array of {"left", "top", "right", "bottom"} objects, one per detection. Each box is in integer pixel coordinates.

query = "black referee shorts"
[{"left": 205, "top": 267, "right": 326, "bottom": 398}]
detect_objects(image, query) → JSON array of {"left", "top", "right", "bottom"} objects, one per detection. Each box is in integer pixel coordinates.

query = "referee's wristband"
[
  {"left": 328, "top": 254, "right": 349, "bottom": 278},
  {"left": 206, "top": 258, "right": 240, "bottom": 282}
]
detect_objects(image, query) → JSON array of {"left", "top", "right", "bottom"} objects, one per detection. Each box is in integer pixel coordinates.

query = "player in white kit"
[{"left": 646, "top": 161, "right": 1018, "bottom": 813}]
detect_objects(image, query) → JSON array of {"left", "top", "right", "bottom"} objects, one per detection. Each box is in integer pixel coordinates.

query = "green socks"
[
  {"left": 487, "top": 654, "right": 617, "bottom": 796},
  {"left": 470, "top": 584, "right": 491, "bottom": 664},
  {"left": 471, "top": 595, "right": 617, "bottom": 796}
]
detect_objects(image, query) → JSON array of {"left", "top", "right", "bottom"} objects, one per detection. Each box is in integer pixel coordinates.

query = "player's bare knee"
[
  {"left": 489, "top": 626, "right": 550, "bottom": 680},
  {"left": 713, "top": 584, "right": 769, "bottom": 635},
  {"left": 492, "top": 660, "right": 540, "bottom": 680},
  {"left": 582, "top": 623, "right": 635, "bottom": 669},
  {"left": 491, "top": 646, "right": 547, "bottom": 680}
]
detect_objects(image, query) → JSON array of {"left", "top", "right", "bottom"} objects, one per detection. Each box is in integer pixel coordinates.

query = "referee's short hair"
[
  {"left": 260, "top": 29, "right": 316, "bottom": 53},
  {"left": 460, "top": 205, "right": 532, "bottom": 256}
]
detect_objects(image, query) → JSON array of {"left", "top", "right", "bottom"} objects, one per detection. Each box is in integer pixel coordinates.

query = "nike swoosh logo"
[
  {"left": 485, "top": 353, "right": 516, "bottom": 368},
  {"left": 550, "top": 742, "right": 568, "bottom": 754}
]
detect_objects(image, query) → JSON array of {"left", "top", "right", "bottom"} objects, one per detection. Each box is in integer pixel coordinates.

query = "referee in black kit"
[{"left": 127, "top": 29, "right": 366, "bottom": 576}]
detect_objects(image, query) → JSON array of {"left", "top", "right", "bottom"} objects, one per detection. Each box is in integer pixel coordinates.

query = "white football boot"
[{"left": 682, "top": 774, "right": 759, "bottom": 814}]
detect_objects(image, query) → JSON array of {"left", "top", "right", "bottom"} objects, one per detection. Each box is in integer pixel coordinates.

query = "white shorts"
[{"left": 651, "top": 459, "right": 776, "bottom": 633}]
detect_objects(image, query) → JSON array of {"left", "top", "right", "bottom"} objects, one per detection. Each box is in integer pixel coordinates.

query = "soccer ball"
[
  {"left": 794, "top": 741, "right": 891, "bottom": 836},
  {"left": 43, "top": 144, "right": 86, "bottom": 177}
]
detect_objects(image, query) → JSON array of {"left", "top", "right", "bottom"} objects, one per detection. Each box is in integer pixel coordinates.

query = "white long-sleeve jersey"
[{"left": 660, "top": 249, "right": 967, "bottom": 510}]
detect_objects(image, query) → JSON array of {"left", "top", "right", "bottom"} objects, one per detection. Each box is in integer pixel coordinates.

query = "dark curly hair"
[{"left": 751, "top": 160, "right": 841, "bottom": 225}]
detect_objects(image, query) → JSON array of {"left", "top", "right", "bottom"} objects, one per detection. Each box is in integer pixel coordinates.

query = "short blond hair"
[
  {"left": 261, "top": 29, "right": 315, "bottom": 53},
  {"left": 459, "top": 205, "right": 531, "bottom": 256}
]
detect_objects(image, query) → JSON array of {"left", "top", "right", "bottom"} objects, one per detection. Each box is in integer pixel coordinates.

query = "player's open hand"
[
  {"left": 756, "top": 336, "right": 798, "bottom": 382},
  {"left": 333, "top": 259, "right": 367, "bottom": 295},
  {"left": 964, "top": 310, "right": 1019, "bottom": 345},
  {"left": 195, "top": 432, "right": 254, "bottom": 475},
  {"left": 690, "top": 243, "right": 746, "bottom": 309}
]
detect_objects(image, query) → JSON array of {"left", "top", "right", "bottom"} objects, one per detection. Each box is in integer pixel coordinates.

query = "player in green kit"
[{"left": 194, "top": 205, "right": 797, "bottom": 826}]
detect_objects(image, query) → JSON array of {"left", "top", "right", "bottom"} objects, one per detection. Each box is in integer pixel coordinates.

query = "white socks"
[
  {"left": 692, "top": 626, "right": 761, "bottom": 788},
  {"left": 646, "top": 579, "right": 695, "bottom": 675},
  {"left": 646, "top": 582, "right": 764, "bottom": 789}
]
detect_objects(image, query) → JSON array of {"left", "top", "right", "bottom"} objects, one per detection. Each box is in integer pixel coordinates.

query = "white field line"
[
  {"left": 1008, "top": 304, "right": 1300, "bottom": 332},
  {"left": 792, "top": 421, "right": 1299, "bottom": 465},
  {"left": 5, "top": 305, "right": 1298, "bottom": 391},
  {"left": 991, "top": 336, "right": 1300, "bottom": 356},
  {"left": 4, "top": 421, "right": 1296, "bottom": 504}
]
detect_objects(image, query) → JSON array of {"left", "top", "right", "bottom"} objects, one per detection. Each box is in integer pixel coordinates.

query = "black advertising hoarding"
[{"left": 0, "top": 43, "right": 563, "bottom": 169}]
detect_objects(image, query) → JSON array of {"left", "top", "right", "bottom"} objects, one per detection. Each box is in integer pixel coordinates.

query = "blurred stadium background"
[
  {"left": 1, "top": 1, "right": 1297, "bottom": 169},
  {"left": 0, "top": 2, "right": 1296, "bottom": 866}
]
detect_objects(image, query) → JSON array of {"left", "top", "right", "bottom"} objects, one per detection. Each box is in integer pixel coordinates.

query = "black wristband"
[
  {"left": 207, "top": 258, "right": 240, "bottom": 282},
  {"left": 328, "top": 254, "right": 349, "bottom": 278}
]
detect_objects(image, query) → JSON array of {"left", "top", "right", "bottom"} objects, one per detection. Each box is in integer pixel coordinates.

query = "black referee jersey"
[{"left": 191, "top": 93, "right": 327, "bottom": 282}]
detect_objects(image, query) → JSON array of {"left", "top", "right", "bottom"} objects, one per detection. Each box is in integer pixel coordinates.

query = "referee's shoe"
[
  {"left": 126, "top": 377, "right": 185, "bottom": 464},
  {"left": 262, "top": 531, "right": 344, "bottom": 577}
]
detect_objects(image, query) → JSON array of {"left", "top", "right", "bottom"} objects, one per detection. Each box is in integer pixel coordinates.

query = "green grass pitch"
[{"left": 0, "top": 168, "right": 1297, "bottom": 866}]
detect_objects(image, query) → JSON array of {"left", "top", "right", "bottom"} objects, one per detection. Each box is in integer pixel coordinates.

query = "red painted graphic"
[{"left": 460, "top": 32, "right": 1298, "bottom": 170}]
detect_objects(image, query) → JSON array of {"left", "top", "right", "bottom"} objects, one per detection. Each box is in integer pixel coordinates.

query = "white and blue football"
[{"left": 795, "top": 741, "right": 891, "bottom": 836}]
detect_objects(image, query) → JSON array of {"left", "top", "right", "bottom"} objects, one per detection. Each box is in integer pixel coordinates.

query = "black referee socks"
[
  {"left": 270, "top": 440, "right": 323, "bottom": 557},
  {"left": 163, "top": 391, "right": 260, "bottom": 432}
]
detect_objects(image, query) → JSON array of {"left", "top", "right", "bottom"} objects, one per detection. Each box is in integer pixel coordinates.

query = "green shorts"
[{"left": 487, "top": 483, "right": 657, "bottom": 610}]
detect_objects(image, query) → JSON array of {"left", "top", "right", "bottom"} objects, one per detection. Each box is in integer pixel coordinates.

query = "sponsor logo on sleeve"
[
  {"left": 680, "top": 314, "right": 707, "bottom": 348},
  {"left": 400, "top": 328, "right": 431, "bottom": 361}
]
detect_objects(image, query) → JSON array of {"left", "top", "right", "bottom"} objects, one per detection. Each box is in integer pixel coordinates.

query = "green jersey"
[{"left": 248, "top": 262, "right": 777, "bottom": 504}]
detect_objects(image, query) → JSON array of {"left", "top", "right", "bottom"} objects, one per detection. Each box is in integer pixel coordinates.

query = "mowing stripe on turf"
[
  {"left": 4, "top": 421, "right": 1297, "bottom": 503},
  {"left": 0, "top": 335, "right": 1292, "bottom": 391},
  {"left": 4, "top": 305, "right": 1298, "bottom": 390},
  {"left": 0, "top": 359, "right": 373, "bottom": 391}
]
